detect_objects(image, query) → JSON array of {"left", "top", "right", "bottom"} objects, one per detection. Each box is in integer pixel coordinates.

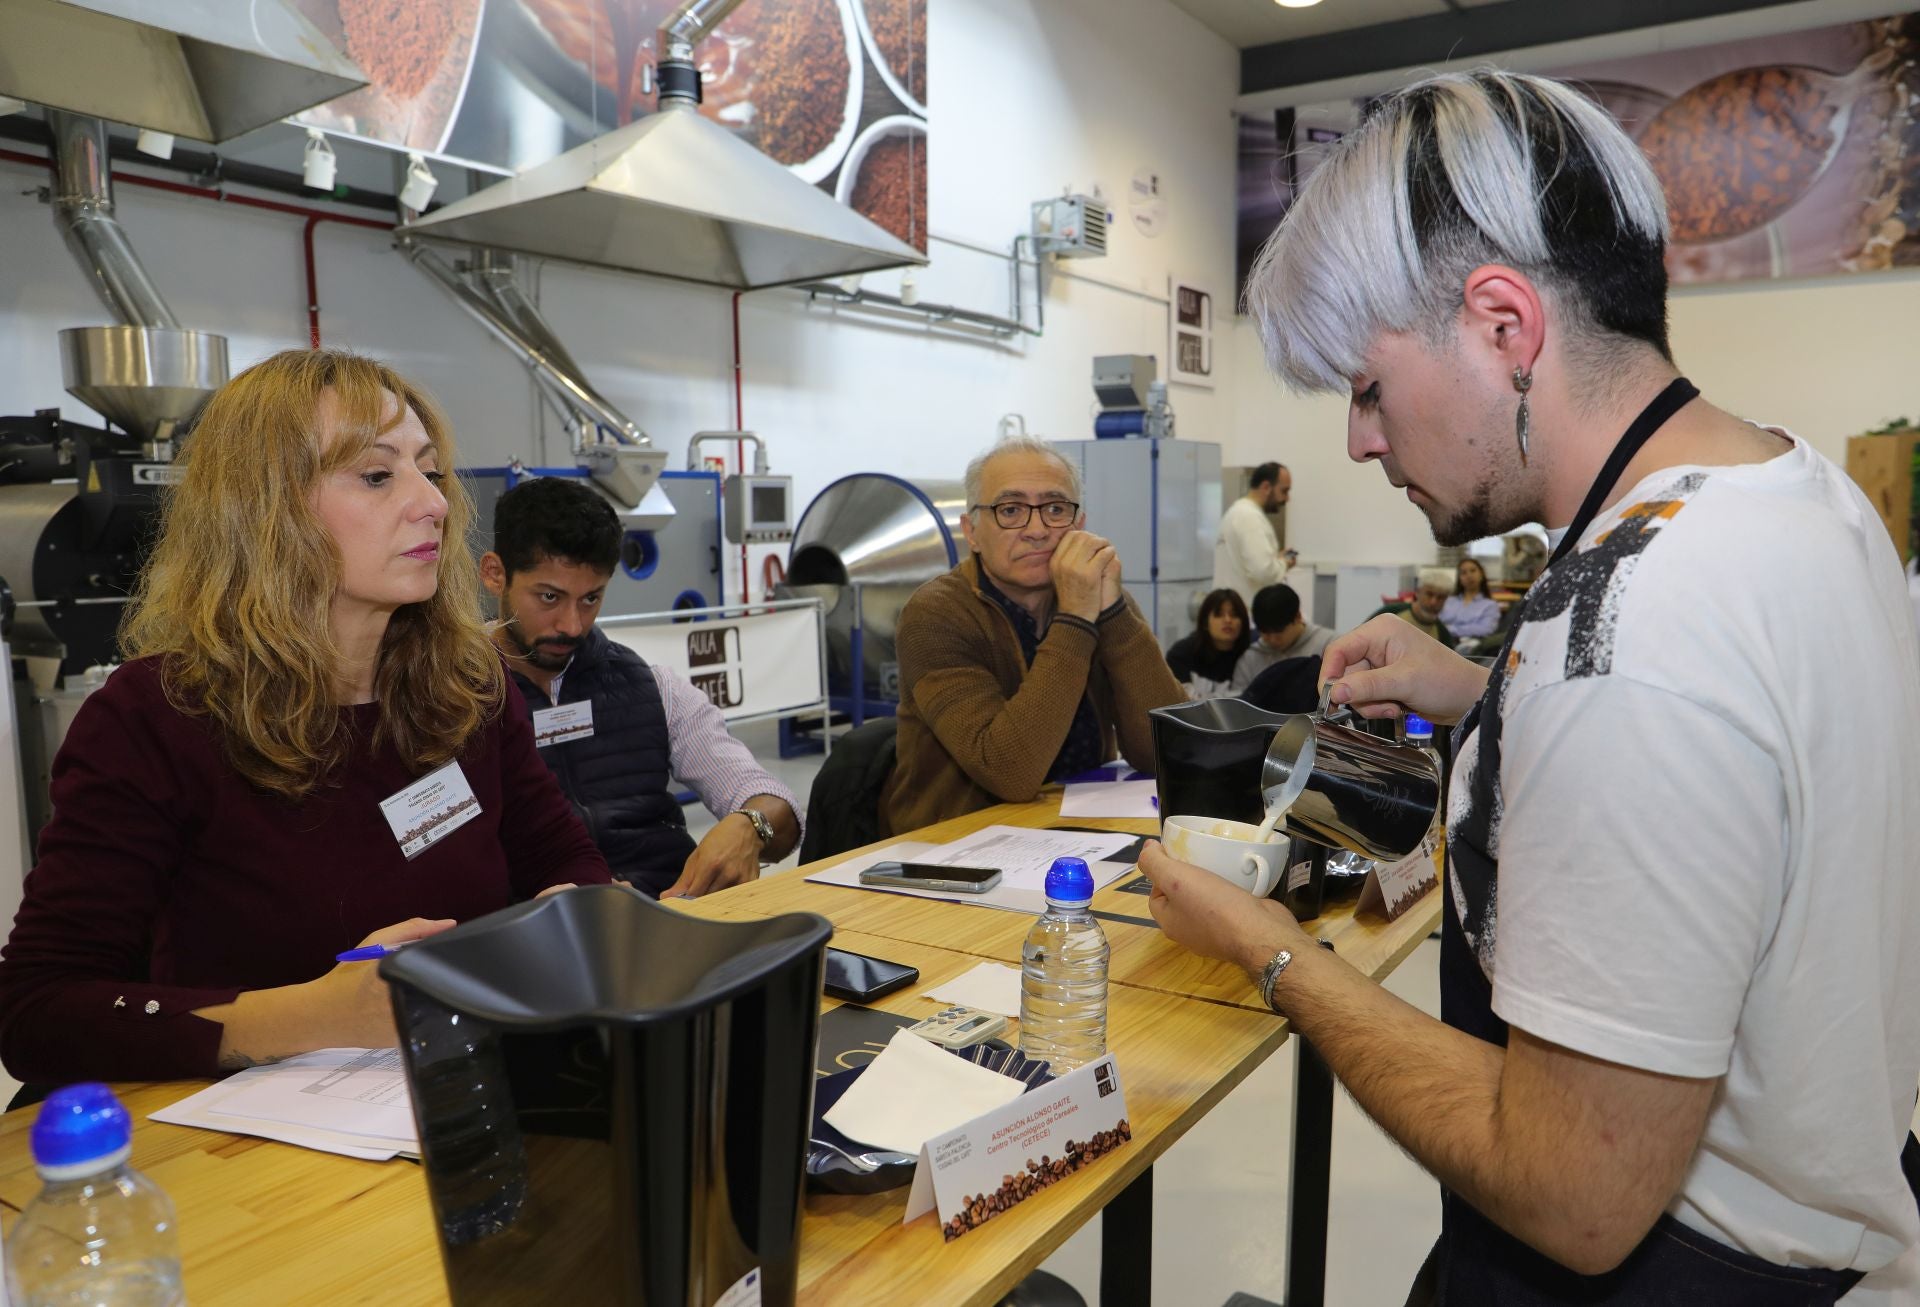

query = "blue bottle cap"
[
  {"left": 1404, "top": 714, "right": 1434, "bottom": 741},
  {"left": 1044, "top": 856, "right": 1095, "bottom": 905},
  {"left": 31, "top": 1083, "right": 131, "bottom": 1172}
]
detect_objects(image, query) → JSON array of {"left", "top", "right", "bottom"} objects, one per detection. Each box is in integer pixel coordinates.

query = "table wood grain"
[{"left": 0, "top": 792, "right": 1439, "bottom": 1306}]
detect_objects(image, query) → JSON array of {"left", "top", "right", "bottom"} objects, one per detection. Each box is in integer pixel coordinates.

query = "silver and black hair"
[
  {"left": 1245, "top": 70, "right": 1673, "bottom": 394},
  {"left": 962, "top": 435, "right": 1082, "bottom": 507}
]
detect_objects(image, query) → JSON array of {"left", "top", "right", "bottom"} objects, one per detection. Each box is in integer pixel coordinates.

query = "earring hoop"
[{"left": 1513, "top": 366, "right": 1534, "bottom": 463}]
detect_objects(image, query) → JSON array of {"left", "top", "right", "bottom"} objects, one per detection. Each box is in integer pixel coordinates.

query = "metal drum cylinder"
[
  {"left": 782, "top": 475, "right": 966, "bottom": 706},
  {"left": 0, "top": 483, "right": 129, "bottom": 666}
]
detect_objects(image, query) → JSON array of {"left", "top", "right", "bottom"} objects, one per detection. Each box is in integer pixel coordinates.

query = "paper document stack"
[{"left": 150, "top": 1047, "right": 419, "bottom": 1160}]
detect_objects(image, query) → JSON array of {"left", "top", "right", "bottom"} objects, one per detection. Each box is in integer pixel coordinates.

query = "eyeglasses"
[{"left": 972, "top": 500, "right": 1079, "bottom": 530}]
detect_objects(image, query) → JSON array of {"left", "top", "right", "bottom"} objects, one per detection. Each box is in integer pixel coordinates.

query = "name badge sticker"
[
  {"left": 532, "top": 700, "right": 594, "bottom": 748},
  {"left": 379, "top": 761, "right": 482, "bottom": 860}
]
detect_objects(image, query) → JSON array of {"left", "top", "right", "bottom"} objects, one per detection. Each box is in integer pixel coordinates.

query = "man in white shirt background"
[{"left": 1214, "top": 462, "right": 1295, "bottom": 604}]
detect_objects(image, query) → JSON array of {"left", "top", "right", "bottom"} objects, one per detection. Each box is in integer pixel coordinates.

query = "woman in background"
[
  {"left": 0, "top": 349, "right": 609, "bottom": 1087},
  {"left": 1441, "top": 557, "right": 1502, "bottom": 642},
  {"left": 1166, "top": 588, "right": 1252, "bottom": 698}
]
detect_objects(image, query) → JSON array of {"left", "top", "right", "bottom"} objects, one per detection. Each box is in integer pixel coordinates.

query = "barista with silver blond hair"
[
  {"left": 1140, "top": 71, "right": 1920, "bottom": 1303},
  {"left": 880, "top": 436, "right": 1182, "bottom": 835}
]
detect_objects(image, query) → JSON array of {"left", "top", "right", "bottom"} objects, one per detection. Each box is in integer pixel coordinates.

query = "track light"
[
  {"left": 400, "top": 152, "right": 438, "bottom": 212},
  {"left": 303, "top": 129, "right": 337, "bottom": 192}
]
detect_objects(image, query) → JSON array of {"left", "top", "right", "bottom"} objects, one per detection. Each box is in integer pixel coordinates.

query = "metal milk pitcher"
[{"left": 1260, "top": 685, "right": 1440, "bottom": 862}]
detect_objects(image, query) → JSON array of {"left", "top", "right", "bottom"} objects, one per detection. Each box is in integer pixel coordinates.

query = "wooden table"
[{"left": 0, "top": 792, "right": 1440, "bottom": 1307}]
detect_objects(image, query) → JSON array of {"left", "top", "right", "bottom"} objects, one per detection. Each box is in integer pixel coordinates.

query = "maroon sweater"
[{"left": 0, "top": 657, "right": 611, "bottom": 1085}]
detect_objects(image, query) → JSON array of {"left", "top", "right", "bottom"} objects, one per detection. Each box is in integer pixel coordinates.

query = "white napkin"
[
  {"left": 822, "top": 1028, "right": 1027, "bottom": 1154},
  {"left": 922, "top": 962, "right": 1023, "bottom": 1019}
]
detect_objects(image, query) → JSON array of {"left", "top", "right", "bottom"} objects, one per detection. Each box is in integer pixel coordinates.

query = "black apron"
[{"left": 1425, "top": 377, "right": 1920, "bottom": 1305}]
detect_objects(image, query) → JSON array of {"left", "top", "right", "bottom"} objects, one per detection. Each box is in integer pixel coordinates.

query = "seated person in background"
[
  {"left": 1165, "top": 588, "right": 1250, "bottom": 699},
  {"left": 482, "top": 476, "right": 800, "bottom": 899},
  {"left": 1440, "top": 557, "right": 1502, "bottom": 641},
  {"left": 0, "top": 349, "right": 611, "bottom": 1086},
  {"left": 1228, "top": 583, "right": 1334, "bottom": 695},
  {"left": 881, "top": 437, "right": 1182, "bottom": 834},
  {"left": 1382, "top": 568, "right": 1458, "bottom": 647}
]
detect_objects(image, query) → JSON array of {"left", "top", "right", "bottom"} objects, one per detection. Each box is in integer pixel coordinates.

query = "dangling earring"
[{"left": 1512, "top": 366, "right": 1534, "bottom": 464}]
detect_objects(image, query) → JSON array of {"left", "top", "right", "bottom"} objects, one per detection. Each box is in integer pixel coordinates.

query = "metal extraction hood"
[
  {"left": 0, "top": 0, "right": 366, "bottom": 143},
  {"left": 404, "top": 101, "right": 926, "bottom": 290}
]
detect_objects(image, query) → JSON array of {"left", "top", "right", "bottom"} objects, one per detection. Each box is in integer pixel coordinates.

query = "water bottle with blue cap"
[
  {"left": 1018, "top": 856, "right": 1110, "bottom": 1072},
  {"left": 6, "top": 1084, "right": 183, "bottom": 1306}
]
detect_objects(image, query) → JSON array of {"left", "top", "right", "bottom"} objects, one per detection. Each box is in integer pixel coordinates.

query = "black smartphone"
[
  {"left": 823, "top": 947, "right": 920, "bottom": 1004},
  {"left": 856, "top": 861, "right": 1004, "bottom": 893}
]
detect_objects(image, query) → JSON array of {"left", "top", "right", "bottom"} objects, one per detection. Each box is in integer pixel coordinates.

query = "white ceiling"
[{"left": 1165, "top": 0, "right": 1501, "bottom": 50}]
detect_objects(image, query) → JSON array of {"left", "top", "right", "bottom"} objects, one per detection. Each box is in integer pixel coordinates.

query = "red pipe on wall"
[{"left": 0, "top": 146, "right": 390, "bottom": 347}]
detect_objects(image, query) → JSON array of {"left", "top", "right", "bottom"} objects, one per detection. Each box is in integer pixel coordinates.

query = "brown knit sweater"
[{"left": 879, "top": 556, "right": 1184, "bottom": 835}]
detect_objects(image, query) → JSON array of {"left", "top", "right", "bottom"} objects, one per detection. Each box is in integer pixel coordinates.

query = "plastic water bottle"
[
  {"left": 1019, "top": 857, "right": 1110, "bottom": 1073},
  {"left": 1405, "top": 713, "right": 1447, "bottom": 864},
  {"left": 1405, "top": 713, "right": 1445, "bottom": 812},
  {"left": 6, "top": 1085, "right": 183, "bottom": 1307}
]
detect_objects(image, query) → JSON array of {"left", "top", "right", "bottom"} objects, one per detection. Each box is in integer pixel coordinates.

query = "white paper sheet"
[
  {"left": 150, "top": 1048, "right": 419, "bottom": 1159},
  {"left": 804, "top": 828, "right": 1137, "bottom": 914},
  {"left": 1058, "top": 779, "right": 1160, "bottom": 819},
  {"left": 922, "top": 962, "right": 1023, "bottom": 1019},
  {"left": 822, "top": 1029, "right": 1027, "bottom": 1155},
  {"left": 919, "top": 825, "right": 1139, "bottom": 890}
]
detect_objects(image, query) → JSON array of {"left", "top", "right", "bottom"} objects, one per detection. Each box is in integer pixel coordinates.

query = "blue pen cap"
[
  {"left": 1404, "top": 713, "right": 1435, "bottom": 742},
  {"left": 31, "top": 1083, "right": 131, "bottom": 1172},
  {"left": 1044, "top": 856, "right": 1095, "bottom": 906}
]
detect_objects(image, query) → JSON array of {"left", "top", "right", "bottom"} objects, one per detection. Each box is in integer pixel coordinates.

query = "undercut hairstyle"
[
  {"left": 963, "top": 435, "right": 1082, "bottom": 508},
  {"left": 1251, "top": 584, "right": 1303, "bottom": 633},
  {"left": 1246, "top": 70, "right": 1673, "bottom": 394},
  {"left": 1251, "top": 461, "right": 1284, "bottom": 490},
  {"left": 122, "top": 349, "right": 501, "bottom": 800},
  {"left": 492, "top": 475, "right": 622, "bottom": 578},
  {"left": 1193, "top": 588, "right": 1251, "bottom": 645}
]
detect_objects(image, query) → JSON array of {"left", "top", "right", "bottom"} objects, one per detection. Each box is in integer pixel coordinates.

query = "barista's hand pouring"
[{"left": 1319, "top": 612, "right": 1491, "bottom": 724}]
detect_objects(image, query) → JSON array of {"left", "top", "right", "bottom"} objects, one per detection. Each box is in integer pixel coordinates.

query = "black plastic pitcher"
[{"left": 381, "top": 885, "right": 833, "bottom": 1307}]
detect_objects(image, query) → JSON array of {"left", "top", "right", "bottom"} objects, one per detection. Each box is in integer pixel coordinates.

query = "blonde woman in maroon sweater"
[{"left": 0, "top": 350, "right": 608, "bottom": 1086}]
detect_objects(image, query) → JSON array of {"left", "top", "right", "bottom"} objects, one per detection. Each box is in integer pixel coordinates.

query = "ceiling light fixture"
[{"left": 1274, "top": 0, "right": 1324, "bottom": 7}]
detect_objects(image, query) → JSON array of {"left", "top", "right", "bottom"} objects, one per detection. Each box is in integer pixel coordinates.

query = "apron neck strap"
[{"left": 1549, "top": 376, "right": 1698, "bottom": 567}]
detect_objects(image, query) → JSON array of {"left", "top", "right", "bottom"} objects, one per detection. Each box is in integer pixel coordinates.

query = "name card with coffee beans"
[
  {"left": 1358, "top": 831, "right": 1443, "bottom": 923},
  {"left": 905, "top": 1055, "right": 1132, "bottom": 1240}
]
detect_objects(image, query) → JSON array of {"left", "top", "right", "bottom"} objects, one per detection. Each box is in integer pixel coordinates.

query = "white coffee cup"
[{"left": 1160, "top": 815, "right": 1285, "bottom": 898}]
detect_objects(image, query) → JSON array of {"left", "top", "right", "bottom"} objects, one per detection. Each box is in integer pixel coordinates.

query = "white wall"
[{"left": 0, "top": 0, "right": 1241, "bottom": 601}]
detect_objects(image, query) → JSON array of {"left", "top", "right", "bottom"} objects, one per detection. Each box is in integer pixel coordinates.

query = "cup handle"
[{"left": 1242, "top": 853, "right": 1271, "bottom": 895}]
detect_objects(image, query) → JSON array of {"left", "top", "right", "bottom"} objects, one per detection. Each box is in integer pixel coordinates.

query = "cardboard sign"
[
  {"left": 905, "top": 1055, "right": 1131, "bottom": 1240},
  {"left": 1359, "top": 830, "right": 1442, "bottom": 922}
]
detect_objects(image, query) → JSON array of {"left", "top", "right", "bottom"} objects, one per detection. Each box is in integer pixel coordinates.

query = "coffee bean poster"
[
  {"left": 1235, "top": 13, "right": 1920, "bottom": 294},
  {"left": 293, "top": 0, "right": 928, "bottom": 251}
]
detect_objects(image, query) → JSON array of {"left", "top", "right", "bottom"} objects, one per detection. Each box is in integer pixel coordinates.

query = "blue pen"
[{"left": 335, "top": 941, "right": 414, "bottom": 963}]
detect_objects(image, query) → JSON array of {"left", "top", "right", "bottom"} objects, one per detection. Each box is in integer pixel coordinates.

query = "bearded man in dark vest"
[{"left": 482, "top": 476, "right": 799, "bottom": 898}]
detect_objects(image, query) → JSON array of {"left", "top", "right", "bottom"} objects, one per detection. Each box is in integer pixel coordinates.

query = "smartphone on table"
[
  {"left": 857, "top": 861, "right": 1003, "bottom": 894},
  {"left": 823, "top": 947, "right": 920, "bottom": 1003}
]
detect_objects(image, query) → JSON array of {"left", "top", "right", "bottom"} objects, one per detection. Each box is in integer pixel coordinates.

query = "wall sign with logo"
[
  {"left": 1168, "top": 278, "right": 1213, "bottom": 389},
  {"left": 601, "top": 601, "right": 826, "bottom": 723}
]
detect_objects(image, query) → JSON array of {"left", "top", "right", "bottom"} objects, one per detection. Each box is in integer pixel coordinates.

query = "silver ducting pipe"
[
  {"left": 404, "top": 241, "right": 651, "bottom": 448},
  {"left": 48, "top": 112, "right": 179, "bottom": 329},
  {"left": 660, "top": 0, "right": 744, "bottom": 59}
]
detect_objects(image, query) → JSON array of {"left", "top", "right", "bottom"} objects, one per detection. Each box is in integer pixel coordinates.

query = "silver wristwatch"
[{"left": 734, "top": 807, "right": 776, "bottom": 858}]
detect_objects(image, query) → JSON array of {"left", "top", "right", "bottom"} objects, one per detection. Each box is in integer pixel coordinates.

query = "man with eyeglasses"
[{"left": 880, "top": 436, "right": 1183, "bottom": 835}]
